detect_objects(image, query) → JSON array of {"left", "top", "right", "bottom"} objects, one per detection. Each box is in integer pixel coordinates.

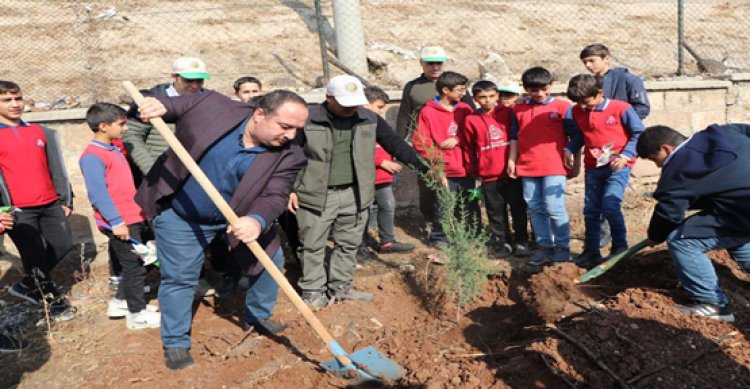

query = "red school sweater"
[
  {"left": 80, "top": 142, "right": 145, "bottom": 228},
  {"left": 0, "top": 123, "right": 59, "bottom": 207},
  {"left": 374, "top": 143, "right": 395, "bottom": 185},
  {"left": 512, "top": 97, "right": 572, "bottom": 177},
  {"left": 462, "top": 107, "right": 513, "bottom": 182},
  {"left": 411, "top": 98, "right": 473, "bottom": 177},
  {"left": 569, "top": 99, "right": 641, "bottom": 170}
]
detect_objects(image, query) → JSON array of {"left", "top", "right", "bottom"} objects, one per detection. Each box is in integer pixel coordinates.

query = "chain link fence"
[{"left": 2, "top": 1, "right": 749, "bottom": 109}]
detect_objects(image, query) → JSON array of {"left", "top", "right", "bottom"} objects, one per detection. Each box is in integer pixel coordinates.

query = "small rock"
[
  {"left": 415, "top": 369, "right": 431, "bottom": 382},
  {"left": 630, "top": 323, "right": 639, "bottom": 330},
  {"left": 451, "top": 376, "right": 462, "bottom": 385}
]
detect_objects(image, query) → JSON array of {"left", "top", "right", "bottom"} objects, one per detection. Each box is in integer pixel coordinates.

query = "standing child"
[
  {"left": 361, "top": 86, "right": 415, "bottom": 254},
  {"left": 1, "top": 81, "right": 75, "bottom": 321},
  {"left": 233, "top": 76, "right": 263, "bottom": 103},
  {"left": 79, "top": 103, "right": 160, "bottom": 329},
  {"left": 564, "top": 74, "right": 645, "bottom": 268},
  {"left": 463, "top": 80, "right": 529, "bottom": 257},
  {"left": 411, "top": 71, "right": 476, "bottom": 247},
  {"left": 496, "top": 80, "right": 522, "bottom": 108},
  {"left": 508, "top": 67, "right": 575, "bottom": 266}
]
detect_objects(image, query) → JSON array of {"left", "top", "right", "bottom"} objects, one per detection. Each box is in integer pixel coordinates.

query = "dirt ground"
[{"left": 3, "top": 183, "right": 750, "bottom": 388}]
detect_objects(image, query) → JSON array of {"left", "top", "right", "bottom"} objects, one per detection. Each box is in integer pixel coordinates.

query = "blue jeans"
[
  {"left": 584, "top": 166, "right": 630, "bottom": 250},
  {"left": 365, "top": 183, "right": 396, "bottom": 244},
  {"left": 155, "top": 207, "right": 282, "bottom": 349},
  {"left": 522, "top": 175, "right": 570, "bottom": 249},
  {"left": 666, "top": 226, "right": 750, "bottom": 307}
]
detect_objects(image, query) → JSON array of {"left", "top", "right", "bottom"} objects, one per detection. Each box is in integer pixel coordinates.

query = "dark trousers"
[
  {"left": 102, "top": 223, "right": 147, "bottom": 312},
  {"left": 430, "top": 176, "right": 480, "bottom": 243},
  {"left": 7, "top": 202, "right": 73, "bottom": 282},
  {"left": 482, "top": 177, "right": 529, "bottom": 244}
]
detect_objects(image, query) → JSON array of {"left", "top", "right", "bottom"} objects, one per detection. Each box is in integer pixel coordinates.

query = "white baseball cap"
[
  {"left": 420, "top": 46, "right": 448, "bottom": 62},
  {"left": 496, "top": 79, "right": 521, "bottom": 95},
  {"left": 171, "top": 56, "right": 211, "bottom": 80},
  {"left": 326, "top": 75, "right": 367, "bottom": 107}
]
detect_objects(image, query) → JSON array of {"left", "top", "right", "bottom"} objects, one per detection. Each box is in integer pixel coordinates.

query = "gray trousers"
[{"left": 296, "top": 186, "right": 368, "bottom": 292}]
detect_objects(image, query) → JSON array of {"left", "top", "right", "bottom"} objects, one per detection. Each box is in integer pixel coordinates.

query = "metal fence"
[{"left": 1, "top": 0, "right": 748, "bottom": 108}]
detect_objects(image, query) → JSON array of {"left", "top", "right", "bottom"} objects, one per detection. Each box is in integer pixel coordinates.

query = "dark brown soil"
[{"left": 3, "top": 216, "right": 750, "bottom": 388}]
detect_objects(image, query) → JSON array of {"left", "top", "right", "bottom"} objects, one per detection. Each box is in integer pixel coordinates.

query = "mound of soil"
[{"left": 520, "top": 263, "right": 590, "bottom": 323}]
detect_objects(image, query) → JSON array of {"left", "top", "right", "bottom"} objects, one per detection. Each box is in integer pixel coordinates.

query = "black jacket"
[{"left": 649, "top": 123, "right": 750, "bottom": 242}]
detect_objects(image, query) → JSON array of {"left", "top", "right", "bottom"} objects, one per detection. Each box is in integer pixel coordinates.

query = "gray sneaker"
[
  {"left": 551, "top": 247, "right": 571, "bottom": 263},
  {"left": 329, "top": 284, "right": 374, "bottom": 302},
  {"left": 301, "top": 291, "right": 329, "bottom": 310},
  {"left": 528, "top": 246, "right": 554, "bottom": 266},
  {"left": 494, "top": 243, "right": 513, "bottom": 258}
]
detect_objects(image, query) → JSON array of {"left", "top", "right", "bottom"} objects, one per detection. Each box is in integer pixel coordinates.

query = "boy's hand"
[
  {"left": 610, "top": 155, "right": 629, "bottom": 171},
  {"left": 506, "top": 160, "right": 517, "bottom": 179},
  {"left": 113, "top": 225, "right": 130, "bottom": 241},
  {"left": 227, "top": 216, "right": 262, "bottom": 244},
  {"left": 0, "top": 212, "right": 14, "bottom": 232},
  {"left": 439, "top": 138, "right": 459, "bottom": 150},
  {"left": 563, "top": 150, "right": 575, "bottom": 170},
  {"left": 138, "top": 97, "right": 167, "bottom": 122},
  {"left": 379, "top": 160, "right": 402, "bottom": 174},
  {"left": 62, "top": 205, "right": 72, "bottom": 217},
  {"left": 287, "top": 192, "right": 299, "bottom": 214}
]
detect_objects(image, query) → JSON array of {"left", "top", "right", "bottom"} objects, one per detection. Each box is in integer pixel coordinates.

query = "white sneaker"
[
  {"left": 126, "top": 309, "right": 161, "bottom": 329},
  {"left": 107, "top": 298, "right": 159, "bottom": 319},
  {"left": 194, "top": 278, "right": 216, "bottom": 300}
]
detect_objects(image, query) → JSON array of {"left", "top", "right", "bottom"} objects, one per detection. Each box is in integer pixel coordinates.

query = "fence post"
[
  {"left": 677, "top": 0, "right": 684, "bottom": 75},
  {"left": 331, "top": 0, "right": 368, "bottom": 76},
  {"left": 314, "top": 0, "right": 331, "bottom": 84}
]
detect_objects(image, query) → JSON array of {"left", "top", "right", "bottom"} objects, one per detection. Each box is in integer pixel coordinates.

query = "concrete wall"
[{"left": 21, "top": 75, "right": 750, "bottom": 245}]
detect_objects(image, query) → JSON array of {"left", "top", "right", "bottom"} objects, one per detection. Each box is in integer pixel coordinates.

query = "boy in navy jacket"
[{"left": 637, "top": 123, "right": 750, "bottom": 322}]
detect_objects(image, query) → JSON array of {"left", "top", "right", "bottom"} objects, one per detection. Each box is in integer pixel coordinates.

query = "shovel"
[
  {"left": 576, "top": 239, "right": 649, "bottom": 284},
  {"left": 122, "top": 82, "right": 405, "bottom": 383}
]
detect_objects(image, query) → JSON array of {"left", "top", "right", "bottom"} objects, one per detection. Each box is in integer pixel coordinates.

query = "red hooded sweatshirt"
[
  {"left": 411, "top": 98, "right": 472, "bottom": 177},
  {"left": 374, "top": 143, "right": 394, "bottom": 185},
  {"left": 463, "top": 106, "right": 513, "bottom": 182}
]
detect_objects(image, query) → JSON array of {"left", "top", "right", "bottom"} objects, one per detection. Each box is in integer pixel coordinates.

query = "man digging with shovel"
[
  {"left": 134, "top": 89, "right": 308, "bottom": 370},
  {"left": 638, "top": 123, "right": 750, "bottom": 323}
]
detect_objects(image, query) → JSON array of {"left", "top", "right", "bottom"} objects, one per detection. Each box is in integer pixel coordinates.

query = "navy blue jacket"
[
  {"left": 649, "top": 123, "right": 750, "bottom": 242},
  {"left": 604, "top": 67, "right": 650, "bottom": 120}
]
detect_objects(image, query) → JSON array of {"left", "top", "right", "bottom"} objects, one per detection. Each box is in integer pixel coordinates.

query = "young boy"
[
  {"left": 636, "top": 123, "right": 750, "bottom": 322},
  {"left": 79, "top": 103, "right": 160, "bottom": 329},
  {"left": 580, "top": 44, "right": 650, "bottom": 120},
  {"left": 496, "top": 80, "right": 522, "bottom": 108},
  {"left": 462, "top": 80, "right": 529, "bottom": 257},
  {"left": 411, "top": 71, "right": 476, "bottom": 247},
  {"left": 361, "top": 86, "right": 415, "bottom": 254},
  {"left": 0, "top": 81, "right": 75, "bottom": 321},
  {"left": 508, "top": 67, "right": 574, "bottom": 266},
  {"left": 233, "top": 76, "right": 263, "bottom": 103},
  {"left": 564, "top": 74, "right": 645, "bottom": 268}
]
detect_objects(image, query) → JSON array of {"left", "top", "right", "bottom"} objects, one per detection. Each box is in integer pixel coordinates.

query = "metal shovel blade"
[
  {"left": 320, "top": 346, "right": 406, "bottom": 383},
  {"left": 577, "top": 239, "right": 649, "bottom": 283}
]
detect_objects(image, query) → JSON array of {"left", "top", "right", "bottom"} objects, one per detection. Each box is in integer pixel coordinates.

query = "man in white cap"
[
  {"left": 288, "top": 75, "right": 427, "bottom": 309},
  {"left": 123, "top": 56, "right": 218, "bottom": 299}
]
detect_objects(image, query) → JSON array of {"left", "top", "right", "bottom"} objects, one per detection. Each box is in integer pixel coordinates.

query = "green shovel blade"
[{"left": 578, "top": 239, "right": 649, "bottom": 283}]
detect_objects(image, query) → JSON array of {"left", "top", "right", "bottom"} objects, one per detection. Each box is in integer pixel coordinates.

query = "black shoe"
[
  {"left": 575, "top": 249, "right": 603, "bottom": 268},
  {"left": 378, "top": 241, "right": 415, "bottom": 253},
  {"left": 356, "top": 246, "right": 378, "bottom": 262},
  {"left": 0, "top": 333, "right": 29, "bottom": 353},
  {"left": 674, "top": 303, "right": 735, "bottom": 322},
  {"left": 215, "top": 273, "right": 240, "bottom": 298},
  {"left": 242, "top": 318, "right": 287, "bottom": 336},
  {"left": 164, "top": 348, "right": 194, "bottom": 370}
]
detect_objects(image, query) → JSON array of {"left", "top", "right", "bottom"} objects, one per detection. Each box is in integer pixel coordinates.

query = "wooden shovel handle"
[{"left": 122, "top": 82, "right": 352, "bottom": 366}]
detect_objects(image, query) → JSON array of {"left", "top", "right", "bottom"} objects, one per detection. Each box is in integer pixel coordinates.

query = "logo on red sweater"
[
  {"left": 606, "top": 115, "right": 617, "bottom": 125},
  {"left": 548, "top": 111, "right": 561, "bottom": 121},
  {"left": 447, "top": 121, "right": 458, "bottom": 136},
  {"left": 36, "top": 139, "right": 45, "bottom": 148},
  {"left": 488, "top": 125, "right": 504, "bottom": 141}
]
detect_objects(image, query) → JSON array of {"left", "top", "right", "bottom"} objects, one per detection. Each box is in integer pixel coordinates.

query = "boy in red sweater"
[
  {"left": 1, "top": 81, "right": 75, "bottom": 322},
  {"left": 359, "top": 86, "right": 415, "bottom": 255},
  {"left": 508, "top": 67, "right": 576, "bottom": 266},
  {"left": 411, "top": 71, "right": 476, "bottom": 247},
  {"left": 463, "top": 80, "right": 529, "bottom": 257},
  {"left": 80, "top": 103, "right": 159, "bottom": 329},
  {"left": 564, "top": 74, "right": 645, "bottom": 268}
]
